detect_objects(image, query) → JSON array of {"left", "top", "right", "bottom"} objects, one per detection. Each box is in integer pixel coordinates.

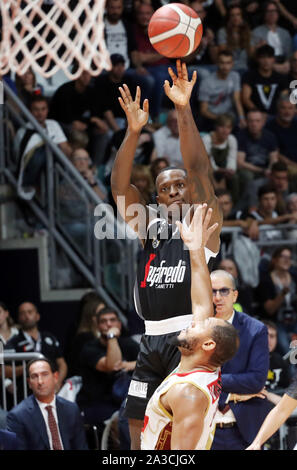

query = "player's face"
[
  {"left": 211, "top": 274, "right": 238, "bottom": 319},
  {"left": 28, "top": 361, "right": 58, "bottom": 402},
  {"left": 156, "top": 169, "right": 190, "bottom": 219},
  {"left": 177, "top": 317, "right": 226, "bottom": 353},
  {"left": 18, "top": 303, "right": 40, "bottom": 330}
]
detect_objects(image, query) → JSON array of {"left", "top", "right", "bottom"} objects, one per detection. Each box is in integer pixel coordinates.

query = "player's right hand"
[
  {"left": 176, "top": 203, "right": 218, "bottom": 251},
  {"left": 118, "top": 84, "right": 149, "bottom": 132}
]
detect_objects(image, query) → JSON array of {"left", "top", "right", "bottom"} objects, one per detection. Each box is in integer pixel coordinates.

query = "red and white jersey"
[{"left": 141, "top": 366, "right": 221, "bottom": 450}]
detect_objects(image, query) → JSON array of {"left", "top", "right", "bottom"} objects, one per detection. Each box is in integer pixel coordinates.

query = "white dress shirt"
[{"left": 36, "top": 395, "right": 64, "bottom": 450}]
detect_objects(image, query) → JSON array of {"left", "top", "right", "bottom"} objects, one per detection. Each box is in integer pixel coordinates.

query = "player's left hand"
[
  {"left": 176, "top": 203, "right": 218, "bottom": 251},
  {"left": 164, "top": 59, "right": 197, "bottom": 107}
]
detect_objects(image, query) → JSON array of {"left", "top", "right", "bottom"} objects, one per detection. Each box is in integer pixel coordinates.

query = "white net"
[{"left": 0, "top": 0, "right": 111, "bottom": 79}]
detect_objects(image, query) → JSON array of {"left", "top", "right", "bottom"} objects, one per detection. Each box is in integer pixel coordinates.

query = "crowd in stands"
[{"left": 1, "top": 0, "right": 297, "bottom": 450}]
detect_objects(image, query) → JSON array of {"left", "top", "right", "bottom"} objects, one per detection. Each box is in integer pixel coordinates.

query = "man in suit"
[
  {"left": 210, "top": 269, "right": 272, "bottom": 450},
  {"left": 6, "top": 358, "right": 88, "bottom": 450}
]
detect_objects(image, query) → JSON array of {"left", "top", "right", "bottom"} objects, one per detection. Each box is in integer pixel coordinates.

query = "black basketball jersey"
[{"left": 134, "top": 219, "right": 215, "bottom": 322}]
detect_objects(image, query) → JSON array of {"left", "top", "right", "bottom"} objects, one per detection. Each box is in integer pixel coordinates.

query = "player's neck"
[{"left": 178, "top": 356, "right": 216, "bottom": 373}]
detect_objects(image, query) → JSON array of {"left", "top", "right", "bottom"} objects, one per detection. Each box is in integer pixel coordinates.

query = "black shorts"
[{"left": 123, "top": 332, "right": 181, "bottom": 421}]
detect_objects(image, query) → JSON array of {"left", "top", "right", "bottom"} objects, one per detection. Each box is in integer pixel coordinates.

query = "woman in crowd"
[
  {"left": 256, "top": 246, "right": 297, "bottom": 356},
  {"left": 67, "top": 294, "right": 106, "bottom": 376},
  {"left": 217, "top": 5, "right": 253, "bottom": 73},
  {"left": 15, "top": 68, "right": 43, "bottom": 108}
]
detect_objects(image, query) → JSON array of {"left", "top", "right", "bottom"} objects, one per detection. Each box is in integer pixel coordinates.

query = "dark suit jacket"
[
  {"left": 6, "top": 395, "right": 88, "bottom": 450},
  {"left": 218, "top": 311, "right": 272, "bottom": 443},
  {"left": 0, "top": 429, "right": 19, "bottom": 450}
]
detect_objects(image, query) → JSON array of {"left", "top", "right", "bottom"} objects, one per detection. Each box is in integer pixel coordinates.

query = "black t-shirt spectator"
[
  {"left": 242, "top": 70, "right": 288, "bottom": 115},
  {"left": 93, "top": 74, "right": 136, "bottom": 118},
  {"left": 5, "top": 330, "right": 63, "bottom": 362},
  {"left": 237, "top": 128, "right": 278, "bottom": 168},
  {"left": 266, "top": 350, "right": 291, "bottom": 391},
  {"left": 49, "top": 81, "right": 100, "bottom": 126},
  {"left": 77, "top": 336, "right": 139, "bottom": 405},
  {"left": 266, "top": 117, "right": 297, "bottom": 164}
]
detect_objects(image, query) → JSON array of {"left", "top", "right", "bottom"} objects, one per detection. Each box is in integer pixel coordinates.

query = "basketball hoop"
[{"left": 0, "top": 0, "right": 111, "bottom": 79}]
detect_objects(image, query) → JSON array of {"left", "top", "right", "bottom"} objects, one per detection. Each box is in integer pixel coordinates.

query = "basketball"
[{"left": 148, "top": 3, "right": 203, "bottom": 58}]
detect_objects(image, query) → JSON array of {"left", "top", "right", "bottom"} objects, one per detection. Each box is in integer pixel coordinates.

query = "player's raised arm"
[
  {"left": 164, "top": 60, "right": 222, "bottom": 253},
  {"left": 111, "top": 85, "right": 150, "bottom": 243},
  {"left": 176, "top": 204, "right": 218, "bottom": 321}
]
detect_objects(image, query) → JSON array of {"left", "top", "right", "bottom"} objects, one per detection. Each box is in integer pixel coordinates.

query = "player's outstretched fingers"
[
  {"left": 118, "top": 86, "right": 129, "bottom": 106},
  {"left": 143, "top": 98, "right": 149, "bottom": 114},
  {"left": 135, "top": 86, "right": 141, "bottom": 106},
  {"left": 164, "top": 79, "right": 171, "bottom": 96},
  {"left": 118, "top": 96, "right": 126, "bottom": 111},
  {"left": 176, "top": 59, "right": 183, "bottom": 78},
  {"left": 181, "top": 61, "right": 189, "bottom": 81},
  {"left": 168, "top": 67, "right": 177, "bottom": 83},
  {"left": 191, "top": 70, "right": 197, "bottom": 86},
  {"left": 123, "top": 83, "right": 133, "bottom": 102}
]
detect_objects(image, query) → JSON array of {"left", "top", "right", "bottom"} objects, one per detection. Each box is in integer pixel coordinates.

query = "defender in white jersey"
[{"left": 141, "top": 205, "right": 239, "bottom": 450}]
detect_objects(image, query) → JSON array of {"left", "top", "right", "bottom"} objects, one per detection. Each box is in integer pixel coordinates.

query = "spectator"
[
  {"left": 243, "top": 183, "right": 297, "bottom": 243},
  {"left": 266, "top": 95, "right": 297, "bottom": 175},
  {"left": 217, "top": 5, "right": 253, "bottom": 73},
  {"left": 216, "top": 189, "right": 259, "bottom": 259},
  {"left": 93, "top": 53, "right": 136, "bottom": 136},
  {"left": 241, "top": 0, "right": 262, "bottom": 29},
  {"left": 0, "top": 430, "right": 19, "bottom": 450},
  {"left": 210, "top": 269, "right": 271, "bottom": 449},
  {"left": 0, "top": 302, "right": 18, "bottom": 346},
  {"left": 15, "top": 95, "right": 72, "bottom": 200},
  {"left": 131, "top": 164, "right": 154, "bottom": 205},
  {"left": 198, "top": 49, "right": 245, "bottom": 131},
  {"left": 217, "top": 257, "right": 255, "bottom": 314},
  {"left": 14, "top": 68, "right": 43, "bottom": 108},
  {"left": 67, "top": 295, "right": 106, "bottom": 377},
  {"left": 58, "top": 148, "right": 107, "bottom": 247},
  {"left": 5, "top": 302, "right": 68, "bottom": 399},
  {"left": 263, "top": 319, "right": 291, "bottom": 390},
  {"left": 49, "top": 68, "right": 109, "bottom": 162},
  {"left": 251, "top": 1, "right": 293, "bottom": 74},
  {"left": 152, "top": 109, "right": 182, "bottom": 166},
  {"left": 131, "top": 1, "right": 170, "bottom": 119},
  {"left": 288, "top": 51, "right": 297, "bottom": 85},
  {"left": 202, "top": 113, "right": 239, "bottom": 203},
  {"left": 242, "top": 45, "right": 288, "bottom": 115},
  {"left": 6, "top": 358, "right": 88, "bottom": 450},
  {"left": 238, "top": 161, "right": 297, "bottom": 214},
  {"left": 256, "top": 246, "right": 297, "bottom": 356},
  {"left": 237, "top": 109, "right": 279, "bottom": 193},
  {"left": 76, "top": 307, "right": 139, "bottom": 429},
  {"left": 104, "top": 0, "right": 154, "bottom": 100}
]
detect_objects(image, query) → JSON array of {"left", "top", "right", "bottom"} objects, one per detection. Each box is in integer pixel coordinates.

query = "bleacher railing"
[
  {"left": 0, "top": 81, "right": 139, "bottom": 315},
  {"left": 1, "top": 352, "right": 45, "bottom": 410}
]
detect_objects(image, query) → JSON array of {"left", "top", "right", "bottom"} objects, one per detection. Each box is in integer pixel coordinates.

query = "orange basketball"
[{"left": 148, "top": 3, "right": 203, "bottom": 58}]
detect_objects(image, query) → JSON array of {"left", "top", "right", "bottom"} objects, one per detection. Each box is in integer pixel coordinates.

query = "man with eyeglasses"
[{"left": 210, "top": 269, "right": 272, "bottom": 450}]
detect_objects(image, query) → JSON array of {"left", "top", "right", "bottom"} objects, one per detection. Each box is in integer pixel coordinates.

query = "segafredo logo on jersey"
[
  {"left": 140, "top": 256, "right": 186, "bottom": 288},
  {"left": 207, "top": 376, "right": 222, "bottom": 404}
]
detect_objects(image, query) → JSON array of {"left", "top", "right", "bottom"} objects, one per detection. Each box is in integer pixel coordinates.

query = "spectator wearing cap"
[
  {"left": 93, "top": 54, "right": 137, "bottom": 137},
  {"left": 242, "top": 45, "right": 289, "bottom": 116}
]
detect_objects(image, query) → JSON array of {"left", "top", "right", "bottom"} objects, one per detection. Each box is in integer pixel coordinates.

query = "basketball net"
[{"left": 0, "top": 0, "right": 111, "bottom": 79}]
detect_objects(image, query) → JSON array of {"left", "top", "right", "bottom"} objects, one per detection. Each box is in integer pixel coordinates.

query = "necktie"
[{"left": 45, "top": 405, "right": 63, "bottom": 450}]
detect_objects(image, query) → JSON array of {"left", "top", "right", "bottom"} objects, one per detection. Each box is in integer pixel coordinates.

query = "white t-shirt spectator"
[
  {"left": 153, "top": 126, "right": 182, "bottom": 166},
  {"left": 14, "top": 119, "right": 67, "bottom": 158},
  {"left": 202, "top": 133, "right": 238, "bottom": 171}
]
